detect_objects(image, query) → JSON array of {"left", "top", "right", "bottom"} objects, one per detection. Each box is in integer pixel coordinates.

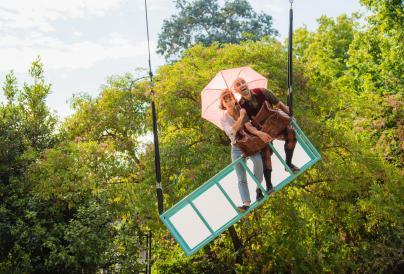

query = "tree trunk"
[{"left": 228, "top": 225, "right": 243, "bottom": 265}]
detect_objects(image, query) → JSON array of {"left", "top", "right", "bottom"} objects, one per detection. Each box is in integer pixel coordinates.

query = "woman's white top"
[{"left": 220, "top": 111, "right": 238, "bottom": 146}]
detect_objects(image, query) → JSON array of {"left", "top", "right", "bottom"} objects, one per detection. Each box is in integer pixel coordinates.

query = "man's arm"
[
  {"left": 275, "top": 101, "right": 290, "bottom": 115},
  {"left": 261, "top": 88, "right": 290, "bottom": 115},
  {"left": 261, "top": 88, "right": 279, "bottom": 105},
  {"left": 245, "top": 122, "right": 273, "bottom": 143}
]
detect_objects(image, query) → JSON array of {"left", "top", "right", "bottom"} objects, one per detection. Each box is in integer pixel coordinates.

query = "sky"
[{"left": 0, "top": 0, "right": 364, "bottom": 118}]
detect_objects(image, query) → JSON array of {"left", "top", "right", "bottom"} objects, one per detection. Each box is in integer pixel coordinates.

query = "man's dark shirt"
[{"left": 239, "top": 88, "right": 279, "bottom": 118}]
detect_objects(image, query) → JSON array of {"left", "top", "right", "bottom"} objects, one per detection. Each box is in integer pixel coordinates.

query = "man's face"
[{"left": 233, "top": 78, "right": 249, "bottom": 97}]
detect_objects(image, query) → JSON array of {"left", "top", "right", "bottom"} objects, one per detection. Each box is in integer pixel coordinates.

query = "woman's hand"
[
  {"left": 240, "top": 108, "right": 247, "bottom": 118},
  {"left": 232, "top": 108, "right": 248, "bottom": 135},
  {"left": 258, "top": 132, "right": 272, "bottom": 143}
]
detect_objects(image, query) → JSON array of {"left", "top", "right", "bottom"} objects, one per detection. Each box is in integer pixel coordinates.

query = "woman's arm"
[
  {"left": 245, "top": 122, "right": 273, "bottom": 143},
  {"left": 231, "top": 108, "right": 248, "bottom": 135}
]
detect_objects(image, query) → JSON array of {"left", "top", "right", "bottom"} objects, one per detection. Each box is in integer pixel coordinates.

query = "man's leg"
[
  {"left": 283, "top": 126, "right": 300, "bottom": 173},
  {"left": 261, "top": 145, "right": 274, "bottom": 192}
]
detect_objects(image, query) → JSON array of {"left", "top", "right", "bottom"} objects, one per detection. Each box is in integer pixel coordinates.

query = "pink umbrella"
[{"left": 201, "top": 66, "right": 268, "bottom": 130}]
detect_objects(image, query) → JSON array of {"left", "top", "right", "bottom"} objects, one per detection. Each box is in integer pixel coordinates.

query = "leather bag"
[
  {"left": 252, "top": 101, "right": 292, "bottom": 137},
  {"left": 234, "top": 127, "right": 267, "bottom": 157}
]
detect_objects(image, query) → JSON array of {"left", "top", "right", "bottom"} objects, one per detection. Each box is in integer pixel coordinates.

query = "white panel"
[
  {"left": 169, "top": 204, "right": 211, "bottom": 249},
  {"left": 193, "top": 185, "right": 238, "bottom": 231},
  {"left": 272, "top": 139, "right": 311, "bottom": 170},
  {"left": 271, "top": 140, "right": 291, "bottom": 186},
  {"left": 271, "top": 154, "right": 291, "bottom": 187},
  {"left": 291, "top": 141, "right": 312, "bottom": 168},
  {"left": 218, "top": 168, "right": 247, "bottom": 207}
]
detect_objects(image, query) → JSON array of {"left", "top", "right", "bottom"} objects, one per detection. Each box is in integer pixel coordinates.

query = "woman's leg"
[
  {"left": 231, "top": 146, "right": 251, "bottom": 205},
  {"left": 250, "top": 152, "right": 264, "bottom": 183},
  {"left": 249, "top": 151, "right": 266, "bottom": 200}
]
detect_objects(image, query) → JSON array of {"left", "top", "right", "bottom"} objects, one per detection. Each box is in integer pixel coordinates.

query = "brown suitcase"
[
  {"left": 234, "top": 128, "right": 267, "bottom": 157},
  {"left": 252, "top": 101, "right": 292, "bottom": 137}
]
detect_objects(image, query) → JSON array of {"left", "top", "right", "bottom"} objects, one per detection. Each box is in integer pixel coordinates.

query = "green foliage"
[
  {"left": 361, "top": 0, "right": 403, "bottom": 31},
  {"left": 26, "top": 139, "right": 148, "bottom": 273},
  {"left": 294, "top": 5, "right": 403, "bottom": 167},
  {"left": 0, "top": 58, "right": 58, "bottom": 273},
  {"left": 0, "top": 64, "right": 148, "bottom": 273},
  {"left": 63, "top": 73, "right": 148, "bottom": 157},
  {"left": 1, "top": 2, "right": 403, "bottom": 273},
  {"left": 349, "top": 0, "right": 404, "bottom": 166},
  {"left": 148, "top": 39, "right": 403, "bottom": 272},
  {"left": 157, "top": 0, "right": 278, "bottom": 60}
]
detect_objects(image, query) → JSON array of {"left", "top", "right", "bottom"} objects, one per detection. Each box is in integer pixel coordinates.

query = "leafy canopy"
[
  {"left": 157, "top": 0, "right": 278, "bottom": 60},
  {"left": 1, "top": 1, "right": 403, "bottom": 272}
]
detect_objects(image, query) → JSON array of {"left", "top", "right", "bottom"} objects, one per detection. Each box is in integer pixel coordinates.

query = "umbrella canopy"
[{"left": 201, "top": 66, "right": 268, "bottom": 130}]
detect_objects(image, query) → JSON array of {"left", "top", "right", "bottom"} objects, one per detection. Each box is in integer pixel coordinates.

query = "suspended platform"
[{"left": 160, "top": 121, "right": 321, "bottom": 255}]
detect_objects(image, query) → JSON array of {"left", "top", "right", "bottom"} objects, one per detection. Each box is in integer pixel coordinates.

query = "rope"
[
  {"left": 144, "top": 0, "right": 164, "bottom": 215},
  {"left": 144, "top": 0, "right": 153, "bottom": 83},
  {"left": 287, "top": 0, "right": 294, "bottom": 116}
]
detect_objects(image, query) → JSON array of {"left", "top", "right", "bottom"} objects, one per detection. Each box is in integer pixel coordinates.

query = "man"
[{"left": 233, "top": 77, "right": 300, "bottom": 199}]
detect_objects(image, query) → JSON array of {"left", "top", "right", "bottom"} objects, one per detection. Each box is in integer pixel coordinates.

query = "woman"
[{"left": 219, "top": 89, "right": 272, "bottom": 211}]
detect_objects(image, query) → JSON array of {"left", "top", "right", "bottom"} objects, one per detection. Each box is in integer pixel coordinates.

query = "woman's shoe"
[
  {"left": 256, "top": 188, "right": 264, "bottom": 201},
  {"left": 237, "top": 205, "right": 249, "bottom": 212}
]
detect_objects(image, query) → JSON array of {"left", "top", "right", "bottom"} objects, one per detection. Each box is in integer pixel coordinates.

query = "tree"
[
  {"left": 1, "top": 68, "right": 151, "bottom": 273},
  {"left": 157, "top": 0, "right": 278, "bottom": 60},
  {"left": 0, "top": 58, "right": 58, "bottom": 273},
  {"left": 149, "top": 38, "right": 402, "bottom": 272},
  {"left": 2, "top": 2, "right": 403, "bottom": 271},
  {"left": 26, "top": 73, "right": 153, "bottom": 273},
  {"left": 347, "top": 0, "right": 404, "bottom": 166}
]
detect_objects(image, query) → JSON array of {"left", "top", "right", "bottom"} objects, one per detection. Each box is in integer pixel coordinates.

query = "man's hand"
[
  {"left": 276, "top": 102, "right": 290, "bottom": 115},
  {"left": 244, "top": 122, "right": 273, "bottom": 143},
  {"left": 258, "top": 132, "right": 273, "bottom": 143}
]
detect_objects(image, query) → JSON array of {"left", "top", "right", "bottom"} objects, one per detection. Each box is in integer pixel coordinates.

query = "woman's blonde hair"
[{"left": 219, "top": 89, "right": 237, "bottom": 110}]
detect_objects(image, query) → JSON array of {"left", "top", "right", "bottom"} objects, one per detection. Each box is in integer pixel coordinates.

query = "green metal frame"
[{"left": 160, "top": 121, "right": 321, "bottom": 256}]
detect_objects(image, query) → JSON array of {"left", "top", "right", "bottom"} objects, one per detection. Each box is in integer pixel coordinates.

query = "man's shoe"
[
  {"left": 256, "top": 188, "right": 264, "bottom": 201},
  {"left": 237, "top": 205, "right": 249, "bottom": 212},
  {"left": 285, "top": 164, "right": 300, "bottom": 173},
  {"left": 263, "top": 169, "right": 274, "bottom": 194},
  {"left": 267, "top": 185, "right": 275, "bottom": 194}
]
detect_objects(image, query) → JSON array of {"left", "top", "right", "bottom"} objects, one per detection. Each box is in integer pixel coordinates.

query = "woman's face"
[{"left": 222, "top": 94, "right": 236, "bottom": 110}]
